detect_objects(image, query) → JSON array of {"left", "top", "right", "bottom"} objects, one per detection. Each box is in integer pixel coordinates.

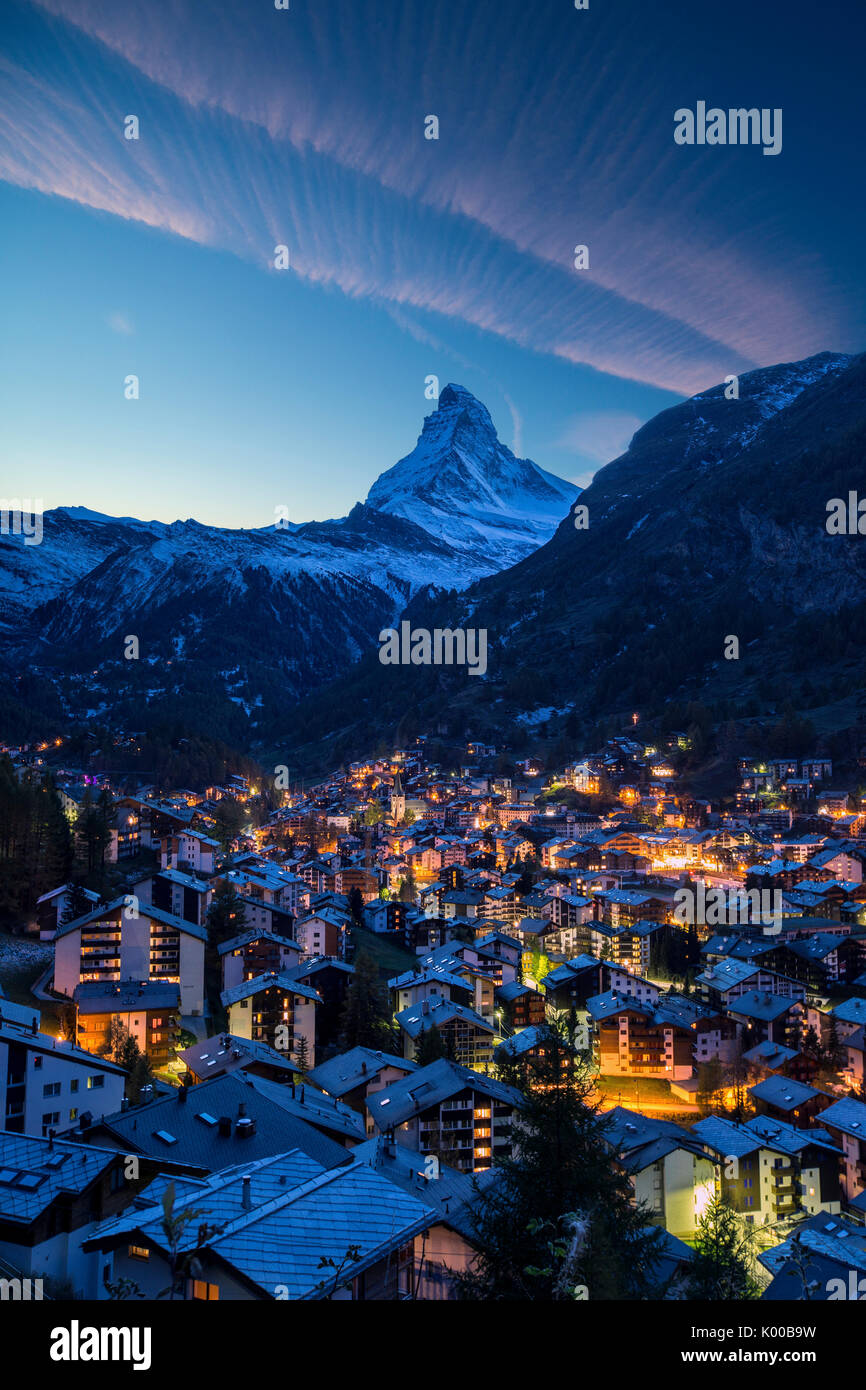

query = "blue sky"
[{"left": 1, "top": 0, "right": 863, "bottom": 527}]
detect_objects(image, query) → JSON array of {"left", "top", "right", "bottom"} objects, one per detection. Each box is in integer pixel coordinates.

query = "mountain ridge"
[{"left": 0, "top": 386, "right": 578, "bottom": 741}]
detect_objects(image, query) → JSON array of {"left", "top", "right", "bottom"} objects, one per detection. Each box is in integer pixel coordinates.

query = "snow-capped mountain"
[
  {"left": 273, "top": 350, "right": 866, "bottom": 765},
  {"left": 367, "top": 383, "right": 578, "bottom": 564},
  {"left": 0, "top": 387, "right": 577, "bottom": 733}
]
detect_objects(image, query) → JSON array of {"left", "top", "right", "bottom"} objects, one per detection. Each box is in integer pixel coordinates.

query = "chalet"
[
  {"left": 587, "top": 991, "right": 700, "bottom": 1081},
  {"left": 0, "top": 1132, "right": 150, "bottom": 1299},
  {"left": 543, "top": 955, "right": 606, "bottom": 1013},
  {"left": 220, "top": 972, "right": 320, "bottom": 1066},
  {"left": 395, "top": 997, "right": 496, "bottom": 1070},
  {"left": 73, "top": 980, "right": 180, "bottom": 1069},
  {"left": 820, "top": 1097, "right": 866, "bottom": 1202},
  {"left": 749, "top": 1076, "right": 833, "bottom": 1128},
  {"left": 54, "top": 897, "right": 206, "bottom": 1017},
  {"left": 366, "top": 1059, "right": 522, "bottom": 1173},
  {"left": 0, "top": 999, "right": 125, "bottom": 1136},
  {"left": 179, "top": 1033, "right": 301, "bottom": 1086},
  {"left": 726, "top": 991, "right": 807, "bottom": 1050},
  {"left": 308, "top": 1046, "right": 419, "bottom": 1129},
  {"left": 389, "top": 967, "right": 474, "bottom": 1015},
  {"left": 495, "top": 980, "right": 546, "bottom": 1032},
  {"left": 696, "top": 1113, "right": 842, "bottom": 1222},
  {"left": 135, "top": 868, "right": 212, "bottom": 927},
  {"left": 161, "top": 829, "right": 218, "bottom": 876},
  {"left": 35, "top": 884, "right": 100, "bottom": 940},
  {"left": 218, "top": 927, "right": 302, "bottom": 991},
  {"left": 84, "top": 1149, "right": 434, "bottom": 1301},
  {"left": 601, "top": 1108, "right": 716, "bottom": 1240}
]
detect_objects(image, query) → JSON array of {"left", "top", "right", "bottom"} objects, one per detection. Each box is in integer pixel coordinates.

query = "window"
[
  {"left": 34, "top": 1056, "right": 43, "bottom": 1070},
  {"left": 190, "top": 1280, "right": 219, "bottom": 1301},
  {"left": 70, "top": 1079, "right": 79, "bottom": 1093},
  {"left": 69, "top": 1109, "right": 78, "bottom": 1122},
  {"left": 128, "top": 1245, "right": 150, "bottom": 1261},
  {"left": 41, "top": 1112, "right": 60, "bottom": 1131},
  {"left": 87, "top": 1075, "right": 105, "bottom": 1090},
  {"left": 43, "top": 1082, "right": 61, "bottom": 1098}
]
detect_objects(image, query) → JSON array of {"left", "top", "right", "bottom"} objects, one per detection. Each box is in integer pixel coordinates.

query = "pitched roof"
[
  {"left": 819, "top": 1096, "right": 866, "bottom": 1138},
  {"left": 602, "top": 1107, "right": 712, "bottom": 1169},
  {"left": 217, "top": 927, "right": 302, "bottom": 956},
  {"left": 54, "top": 895, "right": 208, "bottom": 942},
  {"left": 0, "top": 1132, "right": 120, "bottom": 1224},
  {"left": 83, "top": 1148, "right": 436, "bottom": 1299},
  {"left": 395, "top": 997, "right": 494, "bottom": 1039},
  {"left": 179, "top": 1033, "right": 301, "bottom": 1082},
  {"left": 84, "top": 1072, "right": 349, "bottom": 1173},
  {"left": 307, "top": 1047, "right": 418, "bottom": 1098},
  {"left": 366, "top": 1058, "right": 522, "bottom": 1131},
  {"left": 220, "top": 971, "right": 322, "bottom": 1008},
  {"left": 748, "top": 1076, "right": 823, "bottom": 1110}
]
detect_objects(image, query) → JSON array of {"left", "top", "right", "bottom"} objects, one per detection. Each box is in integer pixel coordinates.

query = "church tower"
[{"left": 390, "top": 769, "right": 406, "bottom": 822}]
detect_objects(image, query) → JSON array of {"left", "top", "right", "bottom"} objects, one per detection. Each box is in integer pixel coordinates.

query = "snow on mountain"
[
  {"left": 366, "top": 384, "right": 579, "bottom": 564},
  {"left": 0, "top": 388, "right": 577, "bottom": 714}
]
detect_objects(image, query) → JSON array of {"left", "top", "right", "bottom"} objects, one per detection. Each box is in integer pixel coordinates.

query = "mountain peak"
[
  {"left": 365, "top": 386, "right": 578, "bottom": 561},
  {"left": 435, "top": 382, "right": 495, "bottom": 428}
]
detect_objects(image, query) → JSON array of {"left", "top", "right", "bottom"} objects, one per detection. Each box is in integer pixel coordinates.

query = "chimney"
[
  {"left": 218, "top": 1115, "right": 232, "bottom": 1137},
  {"left": 48, "top": 1129, "right": 55, "bottom": 1151},
  {"left": 31, "top": 1017, "right": 38, "bottom": 1035},
  {"left": 178, "top": 1085, "right": 187, "bottom": 1103},
  {"left": 241, "top": 1175, "right": 252, "bottom": 1209}
]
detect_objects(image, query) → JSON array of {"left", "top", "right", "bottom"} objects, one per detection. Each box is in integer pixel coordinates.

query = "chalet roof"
[
  {"left": 308, "top": 1046, "right": 418, "bottom": 1098},
  {"left": 366, "top": 1059, "right": 521, "bottom": 1131},
  {"left": 54, "top": 895, "right": 208, "bottom": 942},
  {"left": 0, "top": 1133, "right": 122, "bottom": 1225},
  {"left": 83, "top": 1148, "right": 433, "bottom": 1298},
  {"left": 82, "top": 1072, "right": 349, "bottom": 1173},
  {"left": 220, "top": 971, "right": 322, "bottom": 1008}
]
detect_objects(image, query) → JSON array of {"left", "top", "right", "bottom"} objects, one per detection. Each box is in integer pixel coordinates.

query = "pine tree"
[
  {"left": 347, "top": 886, "right": 365, "bottom": 928},
  {"left": 206, "top": 881, "right": 248, "bottom": 945},
  {"left": 414, "top": 1024, "right": 454, "bottom": 1067},
  {"left": 60, "top": 881, "right": 93, "bottom": 927},
  {"left": 338, "top": 951, "right": 395, "bottom": 1051},
  {"left": 685, "top": 1197, "right": 761, "bottom": 1300},
  {"left": 294, "top": 1035, "right": 310, "bottom": 1075},
  {"left": 456, "top": 1023, "right": 667, "bottom": 1300}
]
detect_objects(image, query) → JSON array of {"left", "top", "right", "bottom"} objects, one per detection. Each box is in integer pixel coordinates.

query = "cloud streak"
[{"left": 1, "top": 0, "right": 858, "bottom": 395}]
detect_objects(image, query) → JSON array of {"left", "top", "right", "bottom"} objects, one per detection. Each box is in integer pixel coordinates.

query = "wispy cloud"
[{"left": 2, "top": 0, "right": 858, "bottom": 395}]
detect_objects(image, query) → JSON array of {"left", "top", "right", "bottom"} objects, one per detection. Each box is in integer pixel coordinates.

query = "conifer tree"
[
  {"left": 456, "top": 1023, "right": 666, "bottom": 1300},
  {"left": 338, "top": 951, "right": 395, "bottom": 1051}
]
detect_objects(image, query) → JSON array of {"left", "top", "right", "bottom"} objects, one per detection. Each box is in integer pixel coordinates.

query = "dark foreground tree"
[
  {"left": 456, "top": 1023, "right": 666, "bottom": 1300},
  {"left": 338, "top": 950, "right": 395, "bottom": 1051},
  {"left": 685, "top": 1196, "right": 761, "bottom": 1300}
]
